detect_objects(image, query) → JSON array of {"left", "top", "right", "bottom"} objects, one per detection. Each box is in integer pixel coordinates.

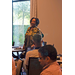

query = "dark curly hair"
[{"left": 30, "top": 17, "right": 39, "bottom": 26}]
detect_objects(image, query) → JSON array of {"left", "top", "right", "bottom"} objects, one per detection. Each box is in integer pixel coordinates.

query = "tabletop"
[
  {"left": 57, "top": 60, "right": 62, "bottom": 63},
  {"left": 12, "top": 46, "right": 19, "bottom": 48},
  {"left": 12, "top": 48, "right": 25, "bottom": 52}
]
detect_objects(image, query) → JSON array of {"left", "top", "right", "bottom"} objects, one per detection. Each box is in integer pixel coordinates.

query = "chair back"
[
  {"left": 28, "top": 57, "right": 42, "bottom": 75},
  {"left": 16, "top": 59, "right": 23, "bottom": 75}
]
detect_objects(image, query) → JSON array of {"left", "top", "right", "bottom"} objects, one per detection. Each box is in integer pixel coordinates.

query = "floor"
[
  {"left": 21, "top": 72, "right": 27, "bottom": 75},
  {"left": 21, "top": 67, "right": 27, "bottom": 75}
]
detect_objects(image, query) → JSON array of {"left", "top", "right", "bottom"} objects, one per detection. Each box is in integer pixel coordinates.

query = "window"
[{"left": 12, "top": 0, "right": 30, "bottom": 46}]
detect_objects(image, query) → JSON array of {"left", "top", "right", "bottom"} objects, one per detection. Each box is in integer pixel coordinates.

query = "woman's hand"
[
  {"left": 23, "top": 44, "right": 25, "bottom": 49},
  {"left": 31, "top": 44, "right": 35, "bottom": 49}
]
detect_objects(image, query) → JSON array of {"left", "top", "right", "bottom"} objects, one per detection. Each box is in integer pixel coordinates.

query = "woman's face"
[{"left": 31, "top": 18, "right": 36, "bottom": 27}]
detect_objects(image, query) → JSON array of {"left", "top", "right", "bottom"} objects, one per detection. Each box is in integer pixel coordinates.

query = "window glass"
[{"left": 13, "top": 1, "right": 30, "bottom": 46}]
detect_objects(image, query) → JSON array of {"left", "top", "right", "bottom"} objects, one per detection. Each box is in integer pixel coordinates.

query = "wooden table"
[
  {"left": 12, "top": 46, "right": 19, "bottom": 48},
  {"left": 57, "top": 60, "right": 62, "bottom": 65},
  {"left": 57, "top": 60, "right": 62, "bottom": 62},
  {"left": 12, "top": 48, "right": 25, "bottom": 59}
]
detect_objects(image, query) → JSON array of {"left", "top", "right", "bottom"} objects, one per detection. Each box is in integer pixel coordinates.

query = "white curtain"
[{"left": 30, "top": 0, "right": 37, "bottom": 19}]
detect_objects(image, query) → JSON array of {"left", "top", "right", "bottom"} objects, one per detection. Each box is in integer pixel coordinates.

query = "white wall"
[{"left": 37, "top": 0, "right": 62, "bottom": 54}]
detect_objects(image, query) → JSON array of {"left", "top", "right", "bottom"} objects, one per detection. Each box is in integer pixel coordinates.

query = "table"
[
  {"left": 57, "top": 60, "right": 62, "bottom": 62},
  {"left": 57, "top": 60, "right": 62, "bottom": 66},
  {"left": 12, "top": 48, "right": 25, "bottom": 59},
  {"left": 12, "top": 46, "right": 19, "bottom": 48}
]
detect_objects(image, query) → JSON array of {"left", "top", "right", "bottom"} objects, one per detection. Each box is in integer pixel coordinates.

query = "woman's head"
[{"left": 30, "top": 17, "right": 39, "bottom": 27}]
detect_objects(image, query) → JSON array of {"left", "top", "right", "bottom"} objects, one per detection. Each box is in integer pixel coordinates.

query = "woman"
[{"left": 21, "top": 17, "right": 44, "bottom": 58}]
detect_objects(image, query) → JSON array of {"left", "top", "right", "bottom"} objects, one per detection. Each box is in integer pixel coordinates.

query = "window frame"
[{"left": 12, "top": 0, "right": 30, "bottom": 2}]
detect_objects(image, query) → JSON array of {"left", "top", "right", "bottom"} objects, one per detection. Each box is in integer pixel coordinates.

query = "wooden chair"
[
  {"left": 27, "top": 57, "right": 42, "bottom": 75},
  {"left": 44, "top": 41, "right": 47, "bottom": 45},
  {"left": 16, "top": 59, "right": 24, "bottom": 75}
]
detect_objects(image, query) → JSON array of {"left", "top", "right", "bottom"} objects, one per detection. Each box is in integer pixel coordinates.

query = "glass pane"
[{"left": 13, "top": 1, "right": 30, "bottom": 46}]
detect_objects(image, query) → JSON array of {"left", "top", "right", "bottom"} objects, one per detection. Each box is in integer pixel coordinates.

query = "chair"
[
  {"left": 16, "top": 59, "right": 24, "bottom": 75},
  {"left": 27, "top": 57, "right": 42, "bottom": 75},
  {"left": 44, "top": 41, "right": 47, "bottom": 45}
]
